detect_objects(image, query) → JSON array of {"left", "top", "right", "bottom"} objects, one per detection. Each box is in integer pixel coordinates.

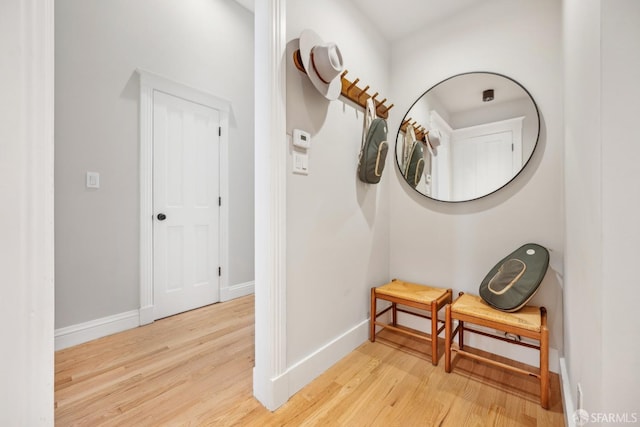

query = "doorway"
[
  {"left": 138, "top": 70, "right": 231, "bottom": 324},
  {"left": 54, "top": 1, "right": 253, "bottom": 343}
]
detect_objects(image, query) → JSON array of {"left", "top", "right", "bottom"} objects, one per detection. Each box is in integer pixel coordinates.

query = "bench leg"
[
  {"left": 445, "top": 304, "right": 452, "bottom": 373},
  {"left": 392, "top": 303, "right": 397, "bottom": 326},
  {"left": 370, "top": 288, "right": 376, "bottom": 342},
  {"left": 431, "top": 300, "right": 438, "bottom": 365},
  {"left": 541, "top": 325, "right": 550, "bottom": 409}
]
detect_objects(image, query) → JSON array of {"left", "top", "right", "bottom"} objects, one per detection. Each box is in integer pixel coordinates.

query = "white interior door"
[
  {"left": 452, "top": 131, "right": 515, "bottom": 200},
  {"left": 153, "top": 90, "right": 220, "bottom": 319}
]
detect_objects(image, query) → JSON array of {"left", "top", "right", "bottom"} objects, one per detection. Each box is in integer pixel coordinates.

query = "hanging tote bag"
[
  {"left": 357, "top": 98, "right": 388, "bottom": 184},
  {"left": 402, "top": 128, "right": 425, "bottom": 188}
]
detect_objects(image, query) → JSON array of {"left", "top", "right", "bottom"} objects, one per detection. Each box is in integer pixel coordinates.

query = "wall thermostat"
[{"left": 293, "top": 128, "right": 311, "bottom": 149}]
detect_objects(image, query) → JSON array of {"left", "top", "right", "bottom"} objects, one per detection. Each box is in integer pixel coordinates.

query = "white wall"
[
  {"left": 0, "top": 0, "right": 54, "bottom": 423},
  {"left": 55, "top": 0, "right": 254, "bottom": 328},
  {"left": 563, "top": 0, "right": 604, "bottom": 416},
  {"left": 564, "top": 0, "right": 640, "bottom": 417},
  {"left": 285, "top": 0, "right": 391, "bottom": 378},
  {"left": 600, "top": 2, "right": 640, "bottom": 415},
  {"left": 389, "top": 0, "right": 564, "bottom": 370}
]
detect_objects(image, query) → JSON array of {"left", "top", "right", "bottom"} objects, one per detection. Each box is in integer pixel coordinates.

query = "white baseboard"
[
  {"left": 55, "top": 310, "right": 140, "bottom": 351},
  {"left": 278, "top": 319, "right": 369, "bottom": 399},
  {"left": 57, "top": 282, "right": 255, "bottom": 351},
  {"left": 221, "top": 280, "right": 255, "bottom": 302},
  {"left": 139, "top": 305, "right": 154, "bottom": 325},
  {"left": 253, "top": 367, "right": 291, "bottom": 412},
  {"left": 560, "top": 357, "right": 575, "bottom": 427}
]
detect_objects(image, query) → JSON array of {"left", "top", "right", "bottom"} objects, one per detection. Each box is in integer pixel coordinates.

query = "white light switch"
[
  {"left": 86, "top": 171, "right": 100, "bottom": 188},
  {"left": 292, "top": 152, "right": 308, "bottom": 175}
]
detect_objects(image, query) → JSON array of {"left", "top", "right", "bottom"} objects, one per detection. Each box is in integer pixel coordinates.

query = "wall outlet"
[{"left": 577, "top": 382, "right": 583, "bottom": 411}]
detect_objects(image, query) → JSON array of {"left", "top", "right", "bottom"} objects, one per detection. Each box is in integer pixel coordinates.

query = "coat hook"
[
  {"left": 346, "top": 78, "right": 360, "bottom": 94},
  {"left": 358, "top": 85, "right": 370, "bottom": 102},
  {"left": 378, "top": 103, "right": 393, "bottom": 115},
  {"left": 341, "top": 69, "right": 349, "bottom": 78},
  {"left": 371, "top": 92, "right": 379, "bottom": 101}
]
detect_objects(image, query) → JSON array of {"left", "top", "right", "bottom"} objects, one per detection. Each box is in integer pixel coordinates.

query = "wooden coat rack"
[
  {"left": 400, "top": 118, "right": 428, "bottom": 142},
  {"left": 293, "top": 49, "right": 394, "bottom": 119}
]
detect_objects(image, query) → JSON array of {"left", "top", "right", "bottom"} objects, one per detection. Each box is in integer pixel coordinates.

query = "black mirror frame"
[{"left": 396, "top": 71, "right": 541, "bottom": 203}]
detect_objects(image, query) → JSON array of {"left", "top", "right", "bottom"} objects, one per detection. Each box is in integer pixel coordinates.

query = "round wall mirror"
[{"left": 396, "top": 72, "right": 540, "bottom": 202}]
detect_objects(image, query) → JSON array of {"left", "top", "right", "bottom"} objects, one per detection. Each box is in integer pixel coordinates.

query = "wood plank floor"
[{"left": 55, "top": 295, "right": 565, "bottom": 426}]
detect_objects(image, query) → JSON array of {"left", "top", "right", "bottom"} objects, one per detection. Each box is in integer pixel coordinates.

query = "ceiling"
[
  {"left": 348, "top": 0, "right": 485, "bottom": 42},
  {"left": 432, "top": 73, "right": 530, "bottom": 115},
  {"left": 233, "top": 0, "right": 486, "bottom": 42}
]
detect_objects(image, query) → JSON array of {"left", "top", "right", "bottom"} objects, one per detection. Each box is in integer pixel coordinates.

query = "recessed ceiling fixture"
[{"left": 483, "top": 89, "right": 494, "bottom": 102}]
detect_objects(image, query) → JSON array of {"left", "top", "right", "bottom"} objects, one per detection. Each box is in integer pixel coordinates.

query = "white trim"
[
  {"left": 560, "top": 358, "right": 576, "bottom": 427},
  {"left": 137, "top": 70, "right": 232, "bottom": 113},
  {"left": 54, "top": 311, "right": 140, "bottom": 351},
  {"left": 253, "top": 0, "right": 288, "bottom": 411},
  {"left": 1, "top": 0, "right": 55, "bottom": 422},
  {"left": 284, "top": 320, "right": 369, "bottom": 397},
  {"left": 137, "top": 70, "right": 231, "bottom": 325},
  {"left": 221, "top": 280, "right": 255, "bottom": 302}
]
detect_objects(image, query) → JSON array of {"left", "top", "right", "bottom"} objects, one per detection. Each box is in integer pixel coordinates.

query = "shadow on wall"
[
  {"left": 356, "top": 172, "right": 379, "bottom": 228},
  {"left": 121, "top": 72, "right": 139, "bottom": 102},
  {"left": 286, "top": 39, "right": 331, "bottom": 135},
  {"left": 532, "top": 264, "right": 564, "bottom": 356},
  {"left": 286, "top": 37, "right": 383, "bottom": 229}
]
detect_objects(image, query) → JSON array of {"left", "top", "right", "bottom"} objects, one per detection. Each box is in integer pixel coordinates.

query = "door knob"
[{"left": 157, "top": 213, "right": 167, "bottom": 221}]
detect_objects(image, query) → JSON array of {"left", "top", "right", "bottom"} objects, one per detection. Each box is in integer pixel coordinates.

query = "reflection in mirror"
[{"left": 396, "top": 72, "right": 540, "bottom": 202}]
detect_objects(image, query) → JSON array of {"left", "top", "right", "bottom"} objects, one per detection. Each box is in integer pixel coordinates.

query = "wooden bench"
[
  {"left": 370, "top": 280, "right": 452, "bottom": 365},
  {"left": 444, "top": 292, "right": 550, "bottom": 408}
]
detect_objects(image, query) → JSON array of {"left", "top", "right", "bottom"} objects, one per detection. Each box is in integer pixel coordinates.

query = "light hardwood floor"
[{"left": 55, "top": 295, "right": 565, "bottom": 426}]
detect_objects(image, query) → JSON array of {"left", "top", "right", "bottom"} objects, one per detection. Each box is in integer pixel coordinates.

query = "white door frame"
[
  {"left": 253, "top": 0, "right": 288, "bottom": 410},
  {"left": 2, "top": 0, "right": 55, "bottom": 422},
  {"left": 137, "top": 70, "right": 230, "bottom": 325},
  {"left": 23, "top": 0, "right": 285, "bottom": 417}
]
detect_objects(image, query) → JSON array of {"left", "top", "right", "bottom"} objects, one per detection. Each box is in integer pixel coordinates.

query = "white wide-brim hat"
[
  {"left": 299, "top": 29, "right": 344, "bottom": 100},
  {"left": 426, "top": 129, "right": 441, "bottom": 156}
]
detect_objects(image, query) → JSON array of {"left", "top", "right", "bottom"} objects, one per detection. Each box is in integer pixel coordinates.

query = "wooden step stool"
[
  {"left": 370, "top": 280, "right": 452, "bottom": 365},
  {"left": 444, "top": 292, "right": 550, "bottom": 409}
]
